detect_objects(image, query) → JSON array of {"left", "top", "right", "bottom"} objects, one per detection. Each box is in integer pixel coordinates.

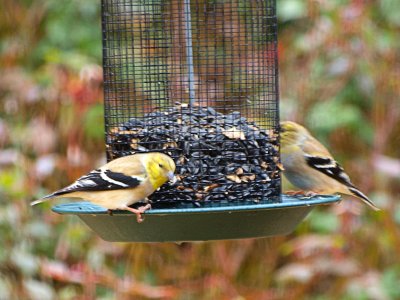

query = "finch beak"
[{"left": 168, "top": 171, "right": 177, "bottom": 184}]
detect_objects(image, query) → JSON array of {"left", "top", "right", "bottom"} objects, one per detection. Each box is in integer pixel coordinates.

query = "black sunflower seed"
[{"left": 108, "top": 104, "right": 280, "bottom": 207}]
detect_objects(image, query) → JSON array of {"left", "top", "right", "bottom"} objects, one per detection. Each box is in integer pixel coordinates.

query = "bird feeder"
[{"left": 53, "top": 0, "right": 340, "bottom": 242}]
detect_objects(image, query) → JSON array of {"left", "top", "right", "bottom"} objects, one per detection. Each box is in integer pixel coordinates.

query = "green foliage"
[
  {"left": 308, "top": 100, "right": 363, "bottom": 132},
  {"left": 32, "top": 0, "right": 102, "bottom": 69},
  {"left": 379, "top": 0, "right": 400, "bottom": 26},
  {"left": 306, "top": 209, "right": 339, "bottom": 234},
  {"left": 83, "top": 104, "right": 105, "bottom": 140},
  {"left": 277, "top": 0, "right": 306, "bottom": 22},
  {"left": 382, "top": 267, "right": 400, "bottom": 299}
]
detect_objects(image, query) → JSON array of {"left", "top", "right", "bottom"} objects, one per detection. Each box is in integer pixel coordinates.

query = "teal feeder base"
[{"left": 52, "top": 195, "right": 340, "bottom": 242}]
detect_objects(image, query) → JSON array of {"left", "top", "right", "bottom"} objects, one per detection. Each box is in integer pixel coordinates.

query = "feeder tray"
[{"left": 52, "top": 195, "right": 341, "bottom": 242}]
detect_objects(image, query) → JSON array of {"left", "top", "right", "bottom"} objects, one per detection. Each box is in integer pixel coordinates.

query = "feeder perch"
[{"left": 52, "top": 0, "right": 340, "bottom": 241}]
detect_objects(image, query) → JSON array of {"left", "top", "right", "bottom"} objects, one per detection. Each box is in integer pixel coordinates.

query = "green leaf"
[
  {"left": 380, "top": 0, "right": 400, "bottom": 26},
  {"left": 23, "top": 279, "right": 55, "bottom": 300},
  {"left": 306, "top": 209, "right": 339, "bottom": 233},
  {"left": 83, "top": 104, "right": 105, "bottom": 140},
  {"left": 382, "top": 267, "right": 400, "bottom": 299},
  {"left": 308, "top": 100, "right": 362, "bottom": 131},
  {"left": 58, "top": 286, "right": 79, "bottom": 300},
  {"left": 11, "top": 248, "right": 39, "bottom": 276},
  {"left": 277, "top": 0, "right": 307, "bottom": 22}
]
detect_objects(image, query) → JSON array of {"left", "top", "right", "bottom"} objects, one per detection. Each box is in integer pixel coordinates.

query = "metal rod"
[{"left": 183, "top": 0, "right": 196, "bottom": 106}]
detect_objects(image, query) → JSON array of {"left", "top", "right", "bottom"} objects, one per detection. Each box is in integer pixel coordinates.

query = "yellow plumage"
[
  {"left": 31, "top": 153, "right": 176, "bottom": 222},
  {"left": 280, "top": 121, "right": 379, "bottom": 211}
]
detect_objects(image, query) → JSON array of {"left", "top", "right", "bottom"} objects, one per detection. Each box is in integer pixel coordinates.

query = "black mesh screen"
[{"left": 102, "top": 0, "right": 281, "bottom": 206}]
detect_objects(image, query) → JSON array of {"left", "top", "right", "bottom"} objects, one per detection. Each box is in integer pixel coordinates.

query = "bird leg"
[
  {"left": 285, "top": 190, "right": 318, "bottom": 197},
  {"left": 304, "top": 191, "right": 318, "bottom": 197},
  {"left": 285, "top": 190, "right": 307, "bottom": 196},
  {"left": 144, "top": 197, "right": 153, "bottom": 204},
  {"left": 123, "top": 204, "right": 152, "bottom": 223}
]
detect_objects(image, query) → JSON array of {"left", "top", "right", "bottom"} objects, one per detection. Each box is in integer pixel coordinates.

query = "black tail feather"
[{"left": 348, "top": 186, "right": 380, "bottom": 211}]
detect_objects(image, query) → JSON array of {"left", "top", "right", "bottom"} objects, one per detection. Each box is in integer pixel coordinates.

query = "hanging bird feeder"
[{"left": 52, "top": 0, "right": 340, "bottom": 242}]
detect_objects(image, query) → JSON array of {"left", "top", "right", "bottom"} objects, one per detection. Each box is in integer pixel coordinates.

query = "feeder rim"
[{"left": 52, "top": 194, "right": 341, "bottom": 215}]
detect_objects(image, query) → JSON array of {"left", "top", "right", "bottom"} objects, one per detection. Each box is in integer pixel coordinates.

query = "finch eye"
[{"left": 159, "top": 163, "right": 164, "bottom": 168}]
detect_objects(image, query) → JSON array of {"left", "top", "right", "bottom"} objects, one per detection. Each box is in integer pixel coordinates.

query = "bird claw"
[
  {"left": 123, "top": 204, "right": 152, "bottom": 223},
  {"left": 285, "top": 190, "right": 318, "bottom": 197},
  {"left": 285, "top": 190, "right": 306, "bottom": 196},
  {"left": 304, "top": 191, "right": 318, "bottom": 197}
]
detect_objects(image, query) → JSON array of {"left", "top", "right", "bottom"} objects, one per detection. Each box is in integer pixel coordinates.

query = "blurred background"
[{"left": 1, "top": 0, "right": 399, "bottom": 299}]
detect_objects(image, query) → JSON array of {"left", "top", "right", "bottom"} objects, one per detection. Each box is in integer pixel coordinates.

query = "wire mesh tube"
[
  {"left": 101, "top": 0, "right": 281, "bottom": 207},
  {"left": 183, "top": 0, "right": 196, "bottom": 106}
]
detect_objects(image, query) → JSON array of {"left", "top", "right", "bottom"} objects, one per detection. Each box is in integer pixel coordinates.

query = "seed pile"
[{"left": 107, "top": 104, "right": 281, "bottom": 207}]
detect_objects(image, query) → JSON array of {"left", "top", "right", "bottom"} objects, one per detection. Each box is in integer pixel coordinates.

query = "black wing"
[
  {"left": 44, "top": 169, "right": 142, "bottom": 199},
  {"left": 305, "top": 155, "right": 380, "bottom": 210},
  {"left": 304, "top": 155, "right": 353, "bottom": 187}
]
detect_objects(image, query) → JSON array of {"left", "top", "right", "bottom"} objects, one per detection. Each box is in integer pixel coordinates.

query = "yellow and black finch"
[
  {"left": 31, "top": 153, "right": 176, "bottom": 222},
  {"left": 280, "top": 121, "right": 379, "bottom": 210}
]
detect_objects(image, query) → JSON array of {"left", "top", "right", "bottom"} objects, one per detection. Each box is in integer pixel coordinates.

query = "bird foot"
[
  {"left": 285, "top": 190, "right": 306, "bottom": 196},
  {"left": 304, "top": 191, "right": 318, "bottom": 197},
  {"left": 123, "top": 204, "right": 152, "bottom": 223},
  {"left": 285, "top": 190, "right": 318, "bottom": 197}
]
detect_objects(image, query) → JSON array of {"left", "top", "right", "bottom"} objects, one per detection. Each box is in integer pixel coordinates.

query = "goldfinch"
[
  {"left": 31, "top": 153, "right": 176, "bottom": 222},
  {"left": 280, "top": 121, "right": 379, "bottom": 211}
]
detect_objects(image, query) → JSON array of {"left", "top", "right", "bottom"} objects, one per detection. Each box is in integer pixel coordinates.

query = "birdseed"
[{"left": 107, "top": 104, "right": 281, "bottom": 207}]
